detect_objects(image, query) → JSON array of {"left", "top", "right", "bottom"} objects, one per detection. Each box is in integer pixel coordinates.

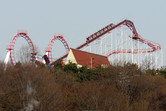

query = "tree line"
[{"left": 0, "top": 62, "right": 166, "bottom": 111}]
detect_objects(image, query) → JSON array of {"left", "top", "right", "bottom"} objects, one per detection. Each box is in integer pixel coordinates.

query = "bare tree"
[
  {"left": 16, "top": 45, "right": 39, "bottom": 64},
  {"left": 141, "top": 57, "right": 156, "bottom": 70}
]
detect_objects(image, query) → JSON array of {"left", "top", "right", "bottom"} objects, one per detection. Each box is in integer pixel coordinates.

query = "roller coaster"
[{"left": 4, "top": 19, "right": 163, "bottom": 69}]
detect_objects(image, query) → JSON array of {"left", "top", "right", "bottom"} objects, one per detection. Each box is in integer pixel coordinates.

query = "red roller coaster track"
[
  {"left": 6, "top": 20, "right": 161, "bottom": 66},
  {"left": 46, "top": 35, "right": 70, "bottom": 64},
  {"left": 7, "top": 32, "right": 36, "bottom": 65},
  {"left": 54, "top": 19, "right": 161, "bottom": 64}
]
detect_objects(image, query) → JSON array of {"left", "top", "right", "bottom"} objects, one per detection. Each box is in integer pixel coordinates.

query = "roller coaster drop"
[{"left": 4, "top": 19, "right": 162, "bottom": 69}]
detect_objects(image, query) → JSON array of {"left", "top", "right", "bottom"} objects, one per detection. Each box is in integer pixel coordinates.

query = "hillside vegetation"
[{"left": 0, "top": 63, "right": 166, "bottom": 111}]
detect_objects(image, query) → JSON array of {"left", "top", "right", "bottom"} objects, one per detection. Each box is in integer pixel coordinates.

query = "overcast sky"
[{"left": 0, "top": 0, "right": 166, "bottom": 64}]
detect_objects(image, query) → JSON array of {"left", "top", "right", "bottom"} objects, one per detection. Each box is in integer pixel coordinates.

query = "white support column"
[
  {"left": 137, "top": 40, "right": 140, "bottom": 67},
  {"left": 104, "top": 43, "right": 106, "bottom": 55},
  {"left": 109, "top": 32, "right": 113, "bottom": 64},
  {"left": 95, "top": 40, "right": 98, "bottom": 54},
  {"left": 131, "top": 39, "right": 134, "bottom": 64},
  {"left": 89, "top": 45, "right": 91, "bottom": 53},
  {"left": 4, "top": 51, "right": 10, "bottom": 65},
  {"left": 100, "top": 39, "right": 102, "bottom": 55},
  {"left": 134, "top": 41, "right": 137, "bottom": 64},
  {"left": 150, "top": 52, "right": 153, "bottom": 69},
  {"left": 4, "top": 51, "right": 11, "bottom": 70},
  {"left": 121, "top": 26, "right": 124, "bottom": 64},
  {"left": 125, "top": 33, "right": 128, "bottom": 63},
  {"left": 110, "top": 32, "right": 112, "bottom": 56},
  {"left": 161, "top": 49, "right": 164, "bottom": 68},
  {"left": 116, "top": 36, "right": 119, "bottom": 64},
  {"left": 155, "top": 49, "right": 158, "bottom": 69},
  {"left": 140, "top": 45, "right": 143, "bottom": 68}
]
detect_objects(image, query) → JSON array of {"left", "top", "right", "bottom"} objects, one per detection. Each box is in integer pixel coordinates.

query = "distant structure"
[
  {"left": 65, "top": 48, "right": 110, "bottom": 68},
  {"left": 4, "top": 32, "right": 36, "bottom": 66},
  {"left": 4, "top": 19, "right": 163, "bottom": 70},
  {"left": 55, "top": 19, "right": 162, "bottom": 69}
]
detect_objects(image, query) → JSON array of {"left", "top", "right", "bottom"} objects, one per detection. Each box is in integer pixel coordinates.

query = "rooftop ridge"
[{"left": 70, "top": 48, "right": 108, "bottom": 58}]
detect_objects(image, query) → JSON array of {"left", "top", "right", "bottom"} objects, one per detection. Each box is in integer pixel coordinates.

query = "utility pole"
[{"left": 90, "top": 57, "right": 94, "bottom": 68}]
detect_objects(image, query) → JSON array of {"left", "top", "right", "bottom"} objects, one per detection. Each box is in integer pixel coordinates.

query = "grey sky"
[{"left": 0, "top": 0, "right": 166, "bottom": 64}]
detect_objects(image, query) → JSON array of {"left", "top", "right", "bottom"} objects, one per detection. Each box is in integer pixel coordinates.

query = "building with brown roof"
[{"left": 65, "top": 48, "right": 110, "bottom": 68}]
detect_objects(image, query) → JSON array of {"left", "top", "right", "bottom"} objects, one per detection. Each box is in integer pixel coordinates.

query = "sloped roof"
[{"left": 71, "top": 48, "right": 110, "bottom": 68}]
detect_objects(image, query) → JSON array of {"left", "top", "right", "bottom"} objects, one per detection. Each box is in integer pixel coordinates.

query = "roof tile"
[{"left": 71, "top": 48, "right": 110, "bottom": 68}]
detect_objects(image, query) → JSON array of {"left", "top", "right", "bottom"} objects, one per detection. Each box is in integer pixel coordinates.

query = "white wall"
[{"left": 65, "top": 49, "right": 82, "bottom": 68}]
